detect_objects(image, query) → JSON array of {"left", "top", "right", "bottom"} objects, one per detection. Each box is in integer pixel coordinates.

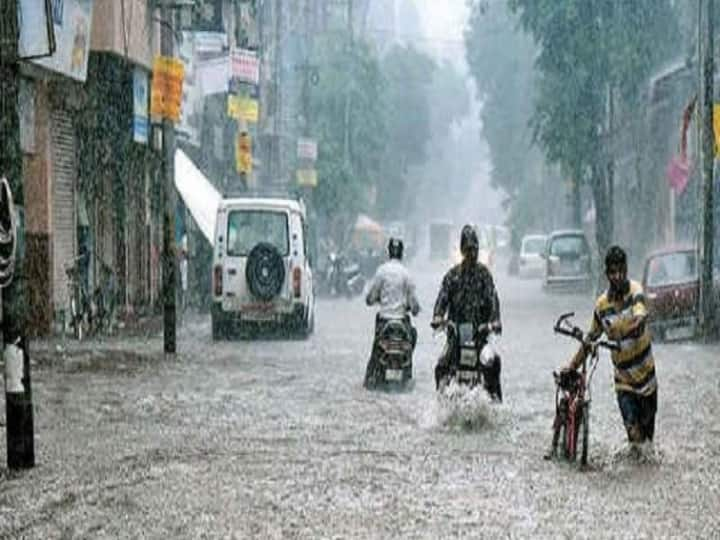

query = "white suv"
[{"left": 211, "top": 197, "right": 315, "bottom": 339}]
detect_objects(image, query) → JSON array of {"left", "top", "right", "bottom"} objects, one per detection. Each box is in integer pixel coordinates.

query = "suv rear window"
[
  {"left": 647, "top": 251, "right": 696, "bottom": 287},
  {"left": 226, "top": 210, "right": 289, "bottom": 256},
  {"left": 549, "top": 235, "right": 587, "bottom": 257}
]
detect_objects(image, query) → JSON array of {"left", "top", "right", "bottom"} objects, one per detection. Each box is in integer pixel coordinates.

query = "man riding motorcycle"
[
  {"left": 364, "top": 238, "right": 420, "bottom": 389},
  {"left": 431, "top": 225, "right": 502, "bottom": 395}
]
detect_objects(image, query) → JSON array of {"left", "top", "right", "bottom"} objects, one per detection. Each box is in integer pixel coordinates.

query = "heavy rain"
[{"left": 1, "top": 0, "right": 720, "bottom": 538}]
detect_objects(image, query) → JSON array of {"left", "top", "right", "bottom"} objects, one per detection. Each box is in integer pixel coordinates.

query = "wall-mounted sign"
[
  {"left": 133, "top": 67, "right": 149, "bottom": 144},
  {"left": 231, "top": 48, "right": 259, "bottom": 85},
  {"left": 25, "top": 0, "right": 93, "bottom": 81},
  {"left": 227, "top": 95, "right": 259, "bottom": 123},
  {"left": 151, "top": 56, "right": 185, "bottom": 122},
  {"left": 18, "top": 0, "right": 55, "bottom": 60},
  {"left": 296, "top": 169, "right": 318, "bottom": 188},
  {"left": 297, "top": 138, "right": 318, "bottom": 161}
]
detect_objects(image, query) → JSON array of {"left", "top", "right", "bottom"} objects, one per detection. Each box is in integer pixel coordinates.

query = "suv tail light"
[
  {"left": 293, "top": 267, "right": 302, "bottom": 298},
  {"left": 213, "top": 265, "right": 223, "bottom": 296}
]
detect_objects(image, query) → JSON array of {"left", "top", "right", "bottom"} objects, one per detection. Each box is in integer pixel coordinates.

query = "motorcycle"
[
  {"left": 370, "top": 317, "right": 414, "bottom": 386},
  {"left": 324, "top": 252, "right": 366, "bottom": 298},
  {"left": 434, "top": 320, "right": 503, "bottom": 402}
]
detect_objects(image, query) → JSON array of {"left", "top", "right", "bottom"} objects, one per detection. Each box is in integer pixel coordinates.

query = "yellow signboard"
[
  {"left": 228, "top": 95, "right": 259, "bottom": 123},
  {"left": 236, "top": 132, "right": 252, "bottom": 174},
  {"left": 151, "top": 56, "right": 185, "bottom": 122},
  {"left": 296, "top": 168, "right": 318, "bottom": 188}
]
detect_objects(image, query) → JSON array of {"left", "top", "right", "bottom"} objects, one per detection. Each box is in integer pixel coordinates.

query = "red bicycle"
[{"left": 547, "top": 312, "right": 618, "bottom": 466}]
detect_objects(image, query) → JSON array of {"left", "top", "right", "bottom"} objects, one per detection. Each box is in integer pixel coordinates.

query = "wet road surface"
[{"left": 1, "top": 261, "right": 720, "bottom": 538}]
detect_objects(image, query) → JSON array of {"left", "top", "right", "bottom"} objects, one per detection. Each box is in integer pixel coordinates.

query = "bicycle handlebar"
[{"left": 553, "top": 311, "right": 620, "bottom": 352}]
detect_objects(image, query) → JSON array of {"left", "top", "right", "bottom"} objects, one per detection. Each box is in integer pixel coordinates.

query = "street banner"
[
  {"left": 25, "top": 0, "right": 93, "bottom": 82},
  {"left": 297, "top": 138, "right": 318, "bottom": 161},
  {"left": 151, "top": 56, "right": 185, "bottom": 122},
  {"left": 231, "top": 48, "right": 260, "bottom": 85},
  {"left": 236, "top": 132, "right": 252, "bottom": 174},
  {"left": 133, "top": 67, "right": 149, "bottom": 144},
  {"left": 193, "top": 32, "right": 227, "bottom": 54},
  {"left": 196, "top": 55, "right": 230, "bottom": 96},
  {"left": 296, "top": 169, "right": 318, "bottom": 188},
  {"left": 228, "top": 95, "right": 259, "bottom": 122}
]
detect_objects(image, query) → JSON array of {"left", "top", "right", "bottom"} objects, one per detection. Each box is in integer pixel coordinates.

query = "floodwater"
[{"left": 1, "top": 260, "right": 719, "bottom": 538}]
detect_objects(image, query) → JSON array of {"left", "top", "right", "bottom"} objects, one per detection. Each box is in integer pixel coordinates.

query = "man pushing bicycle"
[{"left": 563, "top": 246, "right": 658, "bottom": 450}]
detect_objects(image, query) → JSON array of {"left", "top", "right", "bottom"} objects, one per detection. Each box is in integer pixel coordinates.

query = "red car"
[{"left": 642, "top": 246, "right": 719, "bottom": 341}]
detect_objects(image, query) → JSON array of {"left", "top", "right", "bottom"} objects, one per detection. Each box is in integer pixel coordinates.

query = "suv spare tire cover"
[{"left": 246, "top": 242, "right": 286, "bottom": 300}]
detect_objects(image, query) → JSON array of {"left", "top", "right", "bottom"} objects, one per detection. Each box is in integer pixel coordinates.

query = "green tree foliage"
[
  {"left": 308, "top": 37, "right": 387, "bottom": 239},
  {"left": 465, "top": 0, "right": 544, "bottom": 243},
  {"left": 509, "top": 0, "right": 680, "bottom": 257},
  {"left": 377, "top": 44, "right": 436, "bottom": 218}
]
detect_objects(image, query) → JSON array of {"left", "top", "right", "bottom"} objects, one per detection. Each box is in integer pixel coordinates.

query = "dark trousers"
[{"left": 617, "top": 390, "right": 657, "bottom": 442}]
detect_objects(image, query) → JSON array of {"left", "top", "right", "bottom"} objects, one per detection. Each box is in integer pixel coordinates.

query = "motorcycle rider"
[
  {"left": 562, "top": 245, "right": 657, "bottom": 452},
  {"left": 431, "top": 225, "right": 502, "bottom": 397},
  {"left": 364, "top": 237, "right": 420, "bottom": 389}
]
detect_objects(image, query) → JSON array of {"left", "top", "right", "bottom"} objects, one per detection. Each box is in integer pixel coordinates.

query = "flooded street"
[{"left": 0, "top": 263, "right": 719, "bottom": 538}]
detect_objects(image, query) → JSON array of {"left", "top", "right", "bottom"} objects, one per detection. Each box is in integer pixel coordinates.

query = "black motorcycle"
[
  {"left": 434, "top": 320, "right": 502, "bottom": 402},
  {"left": 324, "top": 252, "right": 365, "bottom": 298},
  {"left": 370, "top": 317, "right": 414, "bottom": 387}
]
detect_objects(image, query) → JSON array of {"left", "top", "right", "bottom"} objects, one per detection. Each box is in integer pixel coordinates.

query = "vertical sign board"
[
  {"left": 236, "top": 132, "right": 252, "bottom": 174},
  {"left": 133, "top": 68, "right": 149, "bottom": 144},
  {"left": 231, "top": 48, "right": 260, "bottom": 85},
  {"left": 18, "top": 0, "right": 53, "bottom": 59},
  {"left": 27, "top": 0, "right": 93, "bottom": 82}
]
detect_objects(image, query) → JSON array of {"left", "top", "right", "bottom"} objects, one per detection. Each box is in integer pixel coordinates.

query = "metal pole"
[
  {"left": 344, "top": 0, "right": 353, "bottom": 166},
  {"left": 0, "top": 0, "right": 34, "bottom": 470},
  {"left": 161, "top": 4, "right": 176, "bottom": 353},
  {"left": 701, "top": 0, "right": 716, "bottom": 339}
]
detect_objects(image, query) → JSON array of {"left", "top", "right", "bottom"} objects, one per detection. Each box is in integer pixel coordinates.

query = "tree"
[{"left": 509, "top": 0, "right": 681, "bottom": 261}]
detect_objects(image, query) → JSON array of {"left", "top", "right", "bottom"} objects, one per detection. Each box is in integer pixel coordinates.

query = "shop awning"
[{"left": 174, "top": 149, "right": 222, "bottom": 246}]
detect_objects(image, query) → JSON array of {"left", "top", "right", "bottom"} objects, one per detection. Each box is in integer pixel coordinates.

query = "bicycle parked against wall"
[
  {"left": 546, "top": 312, "right": 619, "bottom": 467},
  {"left": 64, "top": 256, "right": 117, "bottom": 340},
  {"left": 65, "top": 256, "right": 91, "bottom": 341}
]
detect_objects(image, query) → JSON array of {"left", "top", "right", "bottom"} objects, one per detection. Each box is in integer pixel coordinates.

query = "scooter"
[
  {"left": 372, "top": 317, "right": 414, "bottom": 386},
  {"left": 325, "top": 252, "right": 365, "bottom": 298}
]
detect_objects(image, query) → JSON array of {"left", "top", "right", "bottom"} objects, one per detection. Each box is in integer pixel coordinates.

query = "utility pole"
[
  {"left": 700, "top": 0, "right": 716, "bottom": 339},
  {"left": 160, "top": 3, "right": 176, "bottom": 354},
  {"left": 343, "top": 0, "right": 353, "bottom": 166},
  {"left": 0, "top": 0, "right": 34, "bottom": 470}
]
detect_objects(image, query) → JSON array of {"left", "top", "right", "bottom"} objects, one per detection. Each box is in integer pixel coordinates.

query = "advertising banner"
[
  {"left": 133, "top": 67, "right": 149, "bottom": 144},
  {"left": 231, "top": 48, "right": 260, "bottom": 85},
  {"left": 27, "top": 0, "right": 93, "bottom": 82},
  {"left": 227, "top": 95, "right": 259, "bottom": 123}
]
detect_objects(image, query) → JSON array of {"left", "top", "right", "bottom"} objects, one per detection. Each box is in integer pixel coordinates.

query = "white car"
[
  {"left": 518, "top": 234, "right": 547, "bottom": 278},
  {"left": 211, "top": 197, "right": 315, "bottom": 339}
]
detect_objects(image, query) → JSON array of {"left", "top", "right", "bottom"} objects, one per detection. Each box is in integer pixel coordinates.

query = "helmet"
[
  {"left": 460, "top": 225, "right": 479, "bottom": 257},
  {"left": 388, "top": 237, "right": 404, "bottom": 260},
  {"left": 604, "top": 245, "right": 627, "bottom": 270}
]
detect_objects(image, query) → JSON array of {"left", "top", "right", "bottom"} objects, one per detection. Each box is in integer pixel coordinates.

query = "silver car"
[
  {"left": 542, "top": 230, "right": 592, "bottom": 292},
  {"left": 518, "top": 234, "right": 547, "bottom": 278}
]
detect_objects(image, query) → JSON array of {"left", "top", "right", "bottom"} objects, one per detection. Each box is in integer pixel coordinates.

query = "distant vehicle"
[
  {"left": 518, "top": 234, "right": 547, "bottom": 278},
  {"left": 492, "top": 225, "right": 511, "bottom": 256},
  {"left": 429, "top": 220, "right": 453, "bottom": 261},
  {"left": 211, "top": 197, "right": 315, "bottom": 339},
  {"left": 642, "top": 246, "right": 720, "bottom": 341},
  {"left": 542, "top": 230, "right": 592, "bottom": 292}
]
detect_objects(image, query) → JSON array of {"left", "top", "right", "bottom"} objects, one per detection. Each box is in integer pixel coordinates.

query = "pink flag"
[{"left": 667, "top": 155, "right": 690, "bottom": 195}]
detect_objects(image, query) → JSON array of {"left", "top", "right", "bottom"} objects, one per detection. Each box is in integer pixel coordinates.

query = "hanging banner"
[
  {"left": 714, "top": 103, "right": 720, "bottom": 156},
  {"left": 227, "top": 95, "right": 259, "bottom": 122},
  {"left": 18, "top": 0, "right": 54, "bottom": 59},
  {"left": 296, "top": 169, "right": 318, "bottom": 188},
  {"left": 26, "top": 0, "right": 93, "bottom": 81},
  {"left": 231, "top": 48, "right": 260, "bottom": 85},
  {"left": 297, "top": 138, "right": 318, "bottom": 161},
  {"left": 133, "top": 67, "right": 149, "bottom": 144},
  {"left": 151, "top": 56, "right": 185, "bottom": 122}
]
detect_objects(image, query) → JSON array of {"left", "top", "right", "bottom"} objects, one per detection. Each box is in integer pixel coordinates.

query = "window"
[
  {"left": 549, "top": 235, "right": 587, "bottom": 257},
  {"left": 523, "top": 237, "right": 546, "bottom": 255},
  {"left": 647, "top": 252, "right": 696, "bottom": 287},
  {"left": 226, "top": 210, "right": 289, "bottom": 257}
]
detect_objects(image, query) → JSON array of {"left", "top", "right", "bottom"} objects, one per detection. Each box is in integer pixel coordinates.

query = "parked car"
[
  {"left": 518, "top": 234, "right": 547, "bottom": 278},
  {"left": 211, "top": 197, "right": 315, "bottom": 339},
  {"left": 542, "top": 230, "right": 592, "bottom": 292},
  {"left": 642, "top": 246, "right": 720, "bottom": 341}
]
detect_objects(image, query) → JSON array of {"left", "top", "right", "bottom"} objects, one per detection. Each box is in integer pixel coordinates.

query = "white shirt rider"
[{"left": 365, "top": 259, "right": 420, "bottom": 319}]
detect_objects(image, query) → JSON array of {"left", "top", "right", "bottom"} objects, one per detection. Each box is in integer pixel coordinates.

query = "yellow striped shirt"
[{"left": 588, "top": 280, "right": 657, "bottom": 396}]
